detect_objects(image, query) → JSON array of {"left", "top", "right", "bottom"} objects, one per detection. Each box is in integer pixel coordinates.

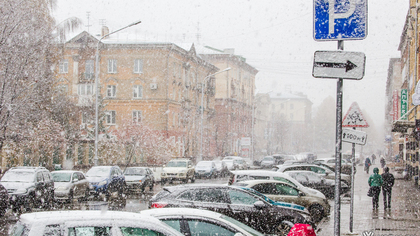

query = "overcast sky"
[{"left": 52, "top": 0, "right": 408, "bottom": 130}]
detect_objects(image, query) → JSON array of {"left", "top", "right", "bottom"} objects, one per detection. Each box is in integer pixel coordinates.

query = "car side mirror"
[
  {"left": 73, "top": 179, "right": 79, "bottom": 183},
  {"left": 254, "top": 200, "right": 267, "bottom": 209},
  {"left": 325, "top": 172, "right": 329, "bottom": 176},
  {"left": 298, "top": 192, "right": 306, "bottom": 197}
]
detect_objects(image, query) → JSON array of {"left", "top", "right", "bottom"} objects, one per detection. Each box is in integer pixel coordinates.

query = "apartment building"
[{"left": 56, "top": 30, "right": 218, "bottom": 164}]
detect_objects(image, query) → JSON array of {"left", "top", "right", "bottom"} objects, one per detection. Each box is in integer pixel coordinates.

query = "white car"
[
  {"left": 161, "top": 159, "right": 195, "bottom": 184},
  {"left": 260, "top": 156, "right": 275, "bottom": 168},
  {"left": 228, "top": 170, "right": 326, "bottom": 199},
  {"left": 9, "top": 210, "right": 184, "bottom": 236},
  {"left": 141, "top": 207, "right": 265, "bottom": 236}
]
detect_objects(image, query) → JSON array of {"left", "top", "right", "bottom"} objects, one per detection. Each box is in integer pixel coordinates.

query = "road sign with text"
[
  {"left": 342, "top": 128, "right": 367, "bottom": 145},
  {"left": 314, "top": 0, "right": 368, "bottom": 41},
  {"left": 313, "top": 51, "right": 366, "bottom": 80}
]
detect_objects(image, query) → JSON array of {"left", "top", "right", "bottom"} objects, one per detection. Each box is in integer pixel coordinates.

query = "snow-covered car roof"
[
  {"left": 141, "top": 208, "right": 264, "bottom": 236},
  {"left": 14, "top": 210, "right": 183, "bottom": 236},
  {"left": 51, "top": 170, "right": 82, "bottom": 174}
]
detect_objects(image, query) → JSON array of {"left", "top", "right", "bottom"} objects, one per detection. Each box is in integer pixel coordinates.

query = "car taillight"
[{"left": 150, "top": 202, "right": 168, "bottom": 208}]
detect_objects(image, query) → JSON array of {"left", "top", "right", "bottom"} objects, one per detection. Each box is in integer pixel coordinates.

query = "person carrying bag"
[{"left": 368, "top": 167, "right": 383, "bottom": 210}]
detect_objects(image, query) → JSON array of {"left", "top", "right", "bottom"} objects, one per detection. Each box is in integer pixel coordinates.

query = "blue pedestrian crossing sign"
[{"left": 314, "top": 0, "right": 367, "bottom": 41}]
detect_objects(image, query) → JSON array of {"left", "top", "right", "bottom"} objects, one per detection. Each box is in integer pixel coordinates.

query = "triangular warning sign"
[{"left": 342, "top": 102, "right": 369, "bottom": 128}]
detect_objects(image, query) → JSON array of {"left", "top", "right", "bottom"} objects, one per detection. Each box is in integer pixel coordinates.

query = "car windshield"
[
  {"left": 196, "top": 162, "right": 212, "bottom": 168},
  {"left": 125, "top": 168, "right": 146, "bottom": 176},
  {"left": 166, "top": 161, "right": 187, "bottom": 167},
  {"left": 86, "top": 167, "right": 111, "bottom": 177},
  {"left": 52, "top": 172, "right": 72, "bottom": 182},
  {"left": 263, "top": 156, "right": 273, "bottom": 161},
  {"left": 220, "top": 215, "right": 264, "bottom": 236},
  {"left": 1, "top": 171, "right": 34, "bottom": 182}
]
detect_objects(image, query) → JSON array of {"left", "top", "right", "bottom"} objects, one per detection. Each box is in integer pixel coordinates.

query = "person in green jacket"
[{"left": 368, "top": 167, "right": 383, "bottom": 210}]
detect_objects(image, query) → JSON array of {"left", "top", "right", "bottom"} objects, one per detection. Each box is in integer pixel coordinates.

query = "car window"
[
  {"left": 178, "top": 189, "right": 226, "bottom": 203},
  {"left": 160, "top": 219, "right": 182, "bottom": 233},
  {"left": 52, "top": 172, "right": 72, "bottom": 182},
  {"left": 119, "top": 227, "right": 165, "bottom": 236},
  {"left": 275, "top": 183, "right": 299, "bottom": 196},
  {"left": 310, "top": 166, "right": 326, "bottom": 174},
  {"left": 228, "top": 189, "right": 259, "bottom": 205},
  {"left": 43, "top": 224, "right": 62, "bottom": 236},
  {"left": 252, "top": 183, "right": 278, "bottom": 195},
  {"left": 186, "top": 220, "right": 235, "bottom": 236},
  {"left": 9, "top": 222, "right": 30, "bottom": 236},
  {"left": 42, "top": 172, "right": 51, "bottom": 181},
  {"left": 78, "top": 173, "right": 85, "bottom": 180},
  {"left": 248, "top": 175, "right": 270, "bottom": 181},
  {"left": 272, "top": 177, "right": 297, "bottom": 187},
  {"left": 36, "top": 172, "right": 44, "bottom": 182},
  {"left": 327, "top": 160, "right": 335, "bottom": 163},
  {"left": 72, "top": 173, "right": 79, "bottom": 181},
  {"left": 68, "top": 226, "right": 111, "bottom": 236}
]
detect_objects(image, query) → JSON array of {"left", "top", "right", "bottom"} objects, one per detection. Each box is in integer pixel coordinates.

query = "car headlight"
[{"left": 14, "top": 188, "right": 28, "bottom": 194}]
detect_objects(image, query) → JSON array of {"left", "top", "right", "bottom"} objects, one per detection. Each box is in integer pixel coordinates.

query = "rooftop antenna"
[{"left": 86, "top": 12, "right": 92, "bottom": 32}]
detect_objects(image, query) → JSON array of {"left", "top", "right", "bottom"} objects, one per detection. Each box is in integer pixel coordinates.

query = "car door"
[
  {"left": 226, "top": 188, "right": 268, "bottom": 233},
  {"left": 71, "top": 172, "right": 80, "bottom": 197},
  {"left": 76, "top": 172, "right": 89, "bottom": 197},
  {"left": 192, "top": 188, "right": 232, "bottom": 217}
]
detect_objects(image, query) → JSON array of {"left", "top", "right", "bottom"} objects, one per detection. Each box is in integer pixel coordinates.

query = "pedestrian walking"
[
  {"left": 364, "top": 157, "right": 371, "bottom": 174},
  {"left": 380, "top": 157, "right": 386, "bottom": 169},
  {"left": 381, "top": 167, "right": 394, "bottom": 209},
  {"left": 372, "top": 154, "right": 376, "bottom": 164},
  {"left": 368, "top": 167, "right": 383, "bottom": 210}
]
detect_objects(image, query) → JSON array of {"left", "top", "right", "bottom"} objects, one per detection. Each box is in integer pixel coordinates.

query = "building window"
[
  {"left": 59, "top": 60, "right": 68, "bottom": 73},
  {"left": 133, "top": 110, "right": 142, "bottom": 123},
  {"left": 106, "top": 111, "right": 116, "bottom": 125},
  {"left": 108, "top": 59, "right": 117, "bottom": 73},
  {"left": 133, "top": 85, "right": 143, "bottom": 98},
  {"left": 107, "top": 85, "right": 116, "bottom": 98},
  {"left": 134, "top": 59, "right": 143, "bottom": 74},
  {"left": 85, "top": 60, "right": 94, "bottom": 79},
  {"left": 56, "top": 84, "right": 68, "bottom": 94},
  {"left": 78, "top": 84, "right": 94, "bottom": 95}
]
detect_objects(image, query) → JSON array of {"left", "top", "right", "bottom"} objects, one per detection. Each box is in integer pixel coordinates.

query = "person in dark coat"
[
  {"left": 380, "top": 157, "right": 386, "bottom": 169},
  {"left": 368, "top": 167, "right": 383, "bottom": 210},
  {"left": 381, "top": 167, "right": 395, "bottom": 209},
  {"left": 364, "top": 157, "right": 371, "bottom": 174}
]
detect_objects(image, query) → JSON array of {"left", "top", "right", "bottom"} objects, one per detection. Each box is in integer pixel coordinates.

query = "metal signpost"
[
  {"left": 313, "top": 1, "right": 367, "bottom": 235},
  {"left": 342, "top": 102, "right": 369, "bottom": 233}
]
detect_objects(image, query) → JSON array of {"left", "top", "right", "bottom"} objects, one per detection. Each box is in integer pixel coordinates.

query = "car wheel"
[
  {"left": 161, "top": 179, "right": 166, "bottom": 185},
  {"left": 309, "top": 204, "right": 324, "bottom": 223},
  {"left": 183, "top": 178, "right": 188, "bottom": 183},
  {"left": 83, "top": 188, "right": 90, "bottom": 201},
  {"left": 149, "top": 182, "right": 154, "bottom": 191},
  {"left": 25, "top": 194, "right": 35, "bottom": 212},
  {"left": 276, "top": 220, "right": 294, "bottom": 236},
  {"left": 190, "top": 175, "right": 195, "bottom": 183}
]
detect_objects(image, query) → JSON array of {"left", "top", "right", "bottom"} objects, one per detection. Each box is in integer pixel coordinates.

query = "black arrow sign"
[{"left": 314, "top": 60, "right": 357, "bottom": 72}]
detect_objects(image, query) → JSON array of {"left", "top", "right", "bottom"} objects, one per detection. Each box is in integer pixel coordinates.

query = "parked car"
[
  {"left": 9, "top": 210, "right": 184, "bottom": 236},
  {"left": 161, "top": 159, "right": 195, "bottom": 184},
  {"left": 223, "top": 159, "right": 239, "bottom": 171},
  {"left": 85, "top": 166, "right": 126, "bottom": 200},
  {"left": 272, "top": 154, "right": 297, "bottom": 165},
  {"left": 123, "top": 167, "right": 155, "bottom": 192},
  {"left": 0, "top": 184, "right": 9, "bottom": 217},
  {"left": 260, "top": 156, "right": 275, "bottom": 168},
  {"left": 393, "top": 166, "right": 408, "bottom": 179},
  {"left": 51, "top": 170, "right": 89, "bottom": 202},
  {"left": 1, "top": 167, "right": 54, "bottom": 211},
  {"left": 286, "top": 170, "right": 349, "bottom": 198},
  {"left": 214, "top": 160, "right": 229, "bottom": 177},
  {"left": 141, "top": 207, "right": 265, "bottom": 236},
  {"left": 149, "top": 184, "right": 313, "bottom": 235},
  {"left": 195, "top": 161, "right": 217, "bottom": 178},
  {"left": 223, "top": 156, "right": 249, "bottom": 170},
  {"left": 233, "top": 179, "right": 330, "bottom": 223},
  {"left": 313, "top": 157, "right": 356, "bottom": 175},
  {"left": 276, "top": 163, "right": 352, "bottom": 185}
]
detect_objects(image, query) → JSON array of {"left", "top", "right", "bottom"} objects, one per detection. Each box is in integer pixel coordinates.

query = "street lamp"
[
  {"left": 94, "top": 20, "right": 141, "bottom": 166},
  {"left": 199, "top": 67, "right": 231, "bottom": 162}
]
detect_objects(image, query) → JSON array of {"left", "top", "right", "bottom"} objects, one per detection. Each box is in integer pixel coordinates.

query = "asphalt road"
[{"left": 0, "top": 176, "right": 230, "bottom": 235}]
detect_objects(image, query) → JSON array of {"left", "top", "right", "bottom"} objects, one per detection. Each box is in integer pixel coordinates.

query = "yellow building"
[{"left": 56, "top": 30, "right": 218, "bottom": 165}]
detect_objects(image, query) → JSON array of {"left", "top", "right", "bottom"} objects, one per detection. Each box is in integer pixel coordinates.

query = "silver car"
[
  {"left": 51, "top": 171, "right": 90, "bottom": 202},
  {"left": 123, "top": 167, "right": 155, "bottom": 192}
]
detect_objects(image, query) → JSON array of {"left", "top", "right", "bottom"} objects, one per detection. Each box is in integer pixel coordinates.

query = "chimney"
[{"left": 101, "top": 26, "right": 110, "bottom": 39}]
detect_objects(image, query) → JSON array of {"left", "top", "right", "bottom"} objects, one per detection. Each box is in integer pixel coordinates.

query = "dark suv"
[
  {"left": 0, "top": 167, "right": 54, "bottom": 211},
  {"left": 149, "top": 184, "right": 313, "bottom": 235},
  {"left": 85, "top": 166, "right": 126, "bottom": 200}
]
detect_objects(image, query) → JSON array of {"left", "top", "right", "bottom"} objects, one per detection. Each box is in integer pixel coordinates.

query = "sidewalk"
[{"left": 316, "top": 162, "right": 420, "bottom": 236}]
